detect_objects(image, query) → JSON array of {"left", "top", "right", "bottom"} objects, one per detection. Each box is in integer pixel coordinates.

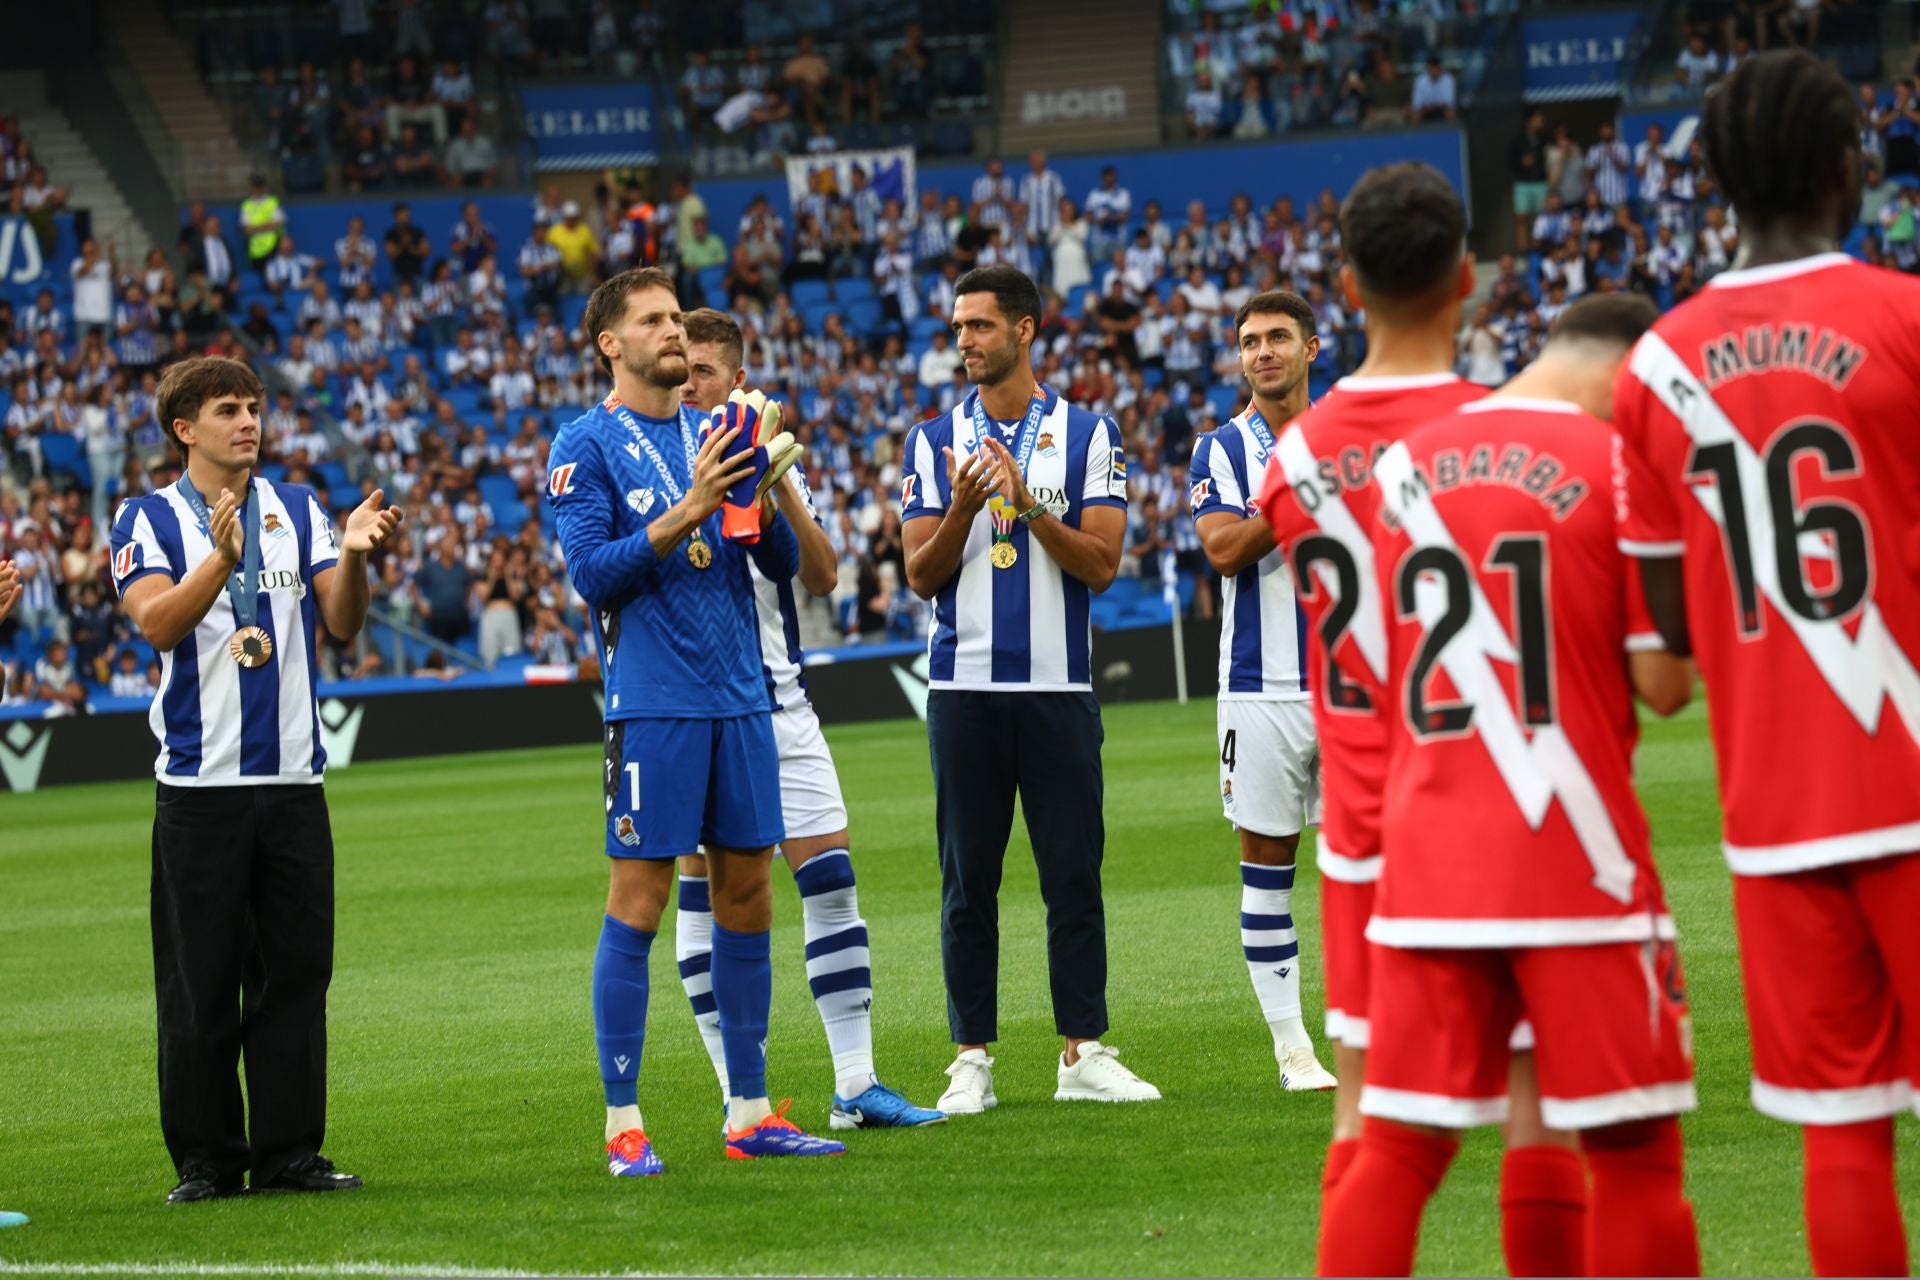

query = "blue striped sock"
[
  {"left": 1241, "top": 861, "right": 1309, "bottom": 1055},
  {"left": 793, "top": 850, "right": 875, "bottom": 1099},
  {"left": 711, "top": 922, "right": 771, "bottom": 1104},
  {"left": 674, "top": 874, "right": 729, "bottom": 1097},
  {"left": 593, "top": 914, "right": 653, "bottom": 1107}
]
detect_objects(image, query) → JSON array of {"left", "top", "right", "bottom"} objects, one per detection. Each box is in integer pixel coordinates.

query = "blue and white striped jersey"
[
  {"left": 110, "top": 477, "right": 339, "bottom": 784},
  {"left": 750, "top": 461, "right": 821, "bottom": 712},
  {"left": 901, "top": 386, "right": 1127, "bottom": 691},
  {"left": 1189, "top": 410, "right": 1311, "bottom": 701}
]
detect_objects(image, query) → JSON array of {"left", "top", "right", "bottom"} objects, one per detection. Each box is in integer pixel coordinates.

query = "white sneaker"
[
  {"left": 937, "top": 1049, "right": 997, "bottom": 1115},
  {"left": 1280, "top": 1044, "right": 1338, "bottom": 1092},
  {"left": 1054, "top": 1041, "right": 1161, "bottom": 1102}
]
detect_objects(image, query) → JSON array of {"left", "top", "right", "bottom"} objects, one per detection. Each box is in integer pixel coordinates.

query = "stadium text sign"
[
  {"left": 521, "top": 83, "right": 661, "bottom": 170},
  {"left": 1020, "top": 86, "right": 1128, "bottom": 126},
  {"left": 0, "top": 218, "right": 46, "bottom": 284},
  {"left": 1521, "top": 10, "right": 1639, "bottom": 102}
]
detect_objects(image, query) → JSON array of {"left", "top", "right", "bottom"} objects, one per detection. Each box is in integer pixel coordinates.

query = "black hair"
[
  {"left": 1338, "top": 162, "right": 1464, "bottom": 301},
  {"left": 1234, "top": 289, "right": 1317, "bottom": 341},
  {"left": 1546, "top": 293, "right": 1657, "bottom": 349},
  {"left": 1703, "top": 49, "right": 1856, "bottom": 229},
  {"left": 953, "top": 264, "right": 1042, "bottom": 329}
]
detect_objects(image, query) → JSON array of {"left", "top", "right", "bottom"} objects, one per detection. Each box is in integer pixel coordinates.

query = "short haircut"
[
  {"left": 1339, "top": 162, "right": 1465, "bottom": 301},
  {"left": 155, "top": 357, "right": 263, "bottom": 454},
  {"left": 683, "top": 307, "right": 744, "bottom": 374},
  {"left": 954, "top": 264, "right": 1042, "bottom": 329},
  {"left": 583, "top": 266, "right": 678, "bottom": 375},
  {"left": 1234, "top": 289, "right": 1317, "bottom": 342},
  {"left": 1545, "top": 293, "right": 1658, "bottom": 349},
  {"left": 1704, "top": 49, "right": 1856, "bottom": 229}
]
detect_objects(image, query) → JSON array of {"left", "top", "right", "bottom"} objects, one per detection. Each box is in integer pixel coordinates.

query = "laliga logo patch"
[
  {"left": 626, "top": 488, "right": 656, "bottom": 517},
  {"left": 614, "top": 814, "right": 641, "bottom": 847},
  {"left": 1190, "top": 478, "right": 1211, "bottom": 508},
  {"left": 548, "top": 463, "right": 578, "bottom": 498},
  {"left": 113, "top": 542, "right": 141, "bottom": 582},
  {"left": 901, "top": 474, "right": 918, "bottom": 506}
]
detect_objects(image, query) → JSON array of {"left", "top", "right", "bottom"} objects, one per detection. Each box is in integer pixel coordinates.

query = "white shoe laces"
[
  {"left": 1072, "top": 1043, "right": 1143, "bottom": 1085},
  {"left": 945, "top": 1054, "right": 993, "bottom": 1094}
]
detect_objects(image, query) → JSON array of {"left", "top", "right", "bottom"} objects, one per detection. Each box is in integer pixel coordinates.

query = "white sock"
[
  {"left": 605, "top": 1103, "right": 643, "bottom": 1142},
  {"left": 1241, "top": 861, "right": 1314, "bottom": 1056},
  {"left": 674, "top": 875, "right": 730, "bottom": 1099},
  {"left": 728, "top": 1096, "right": 772, "bottom": 1130},
  {"left": 793, "top": 850, "right": 877, "bottom": 1099}
]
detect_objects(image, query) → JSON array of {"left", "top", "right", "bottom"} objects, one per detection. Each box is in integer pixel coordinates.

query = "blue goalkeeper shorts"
[{"left": 601, "top": 714, "right": 784, "bottom": 858}]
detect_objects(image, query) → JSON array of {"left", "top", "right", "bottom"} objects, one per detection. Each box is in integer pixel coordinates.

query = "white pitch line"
[{"left": 0, "top": 1264, "right": 667, "bottom": 1278}]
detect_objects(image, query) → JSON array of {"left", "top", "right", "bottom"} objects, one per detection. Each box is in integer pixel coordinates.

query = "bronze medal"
[
  {"left": 687, "top": 535, "right": 713, "bottom": 570},
  {"left": 229, "top": 626, "right": 274, "bottom": 668},
  {"left": 990, "top": 540, "right": 1018, "bottom": 570}
]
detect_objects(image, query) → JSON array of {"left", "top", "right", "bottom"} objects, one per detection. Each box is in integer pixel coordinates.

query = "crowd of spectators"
[
  {"left": 258, "top": 55, "right": 500, "bottom": 195},
  {"left": 3, "top": 116, "right": 69, "bottom": 262}
]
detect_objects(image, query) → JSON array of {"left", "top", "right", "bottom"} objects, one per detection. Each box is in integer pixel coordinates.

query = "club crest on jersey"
[
  {"left": 548, "top": 463, "right": 578, "bottom": 498},
  {"left": 901, "top": 473, "right": 919, "bottom": 506},
  {"left": 626, "top": 488, "right": 656, "bottom": 517},
  {"left": 614, "top": 814, "right": 640, "bottom": 847},
  {"left": 1222, "top": 779, "right": 1235, "bottom": 804},
  {"left": 263, "top": 512, "right": 291, "bottom": 539},
  {"left": 1036, "top": 431, "right": 1058, "bottom": 457},
  {"left": 113, "top": 542, "right": 141, "bottom": 581}
]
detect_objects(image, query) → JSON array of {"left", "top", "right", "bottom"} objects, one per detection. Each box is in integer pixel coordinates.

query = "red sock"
[
  {"left": 1804, "top": 1120, "right": 1909, "bottom": 1277},
  {"left": 1316, "top": 1119, "right": 1458, "bottom": 1277},
  {"left": 1500, "top": 1145, "right": 1588, "bottom": 1278},
  {"left": 1582, "top": 1117, "right": 1700, "bottom": 1277},
  {"left": 1322, "top": 1138, "right": 1360, "bottom": 1195}
]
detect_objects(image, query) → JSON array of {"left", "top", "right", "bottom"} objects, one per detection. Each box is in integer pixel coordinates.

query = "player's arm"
[
  {"left": 0, "top": 560, "right": 15, "bottom": 623},
  {"left": 1635, "top": 557, "right": 1691, "bottom": 658},
  {"left": 121, "top": 491, "right": 244, "bottom": 653},
  {"left": 983, "top": 434, "right": 1124, "bottom": 593},
  {"left": 775, "top": 469, "right": 837, "bottom": 597},
  {"left": 1196, "top": 511, "right": 1272, "bottom": 576},
  {"left": 1629, "top": 648, "right": 1693, "bottom": 716},
  {"left": 904, "top": 433, "right": 991, "bottom": 600},
  {"left": 747, "top": 504, "right": 800, "bottom": 581},
  {"left": 313, "top": 489, "right": 405, "bottom": 641}
]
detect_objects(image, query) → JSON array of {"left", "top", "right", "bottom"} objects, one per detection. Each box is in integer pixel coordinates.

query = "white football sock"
[
  {"left": 674, "top": 875, "right": 730, "bottom": 1099},
  {"left": 1241, "top": 861, "right": 1314, "bottom": 1055},
  {"left": 794, "top": 850, "right": 877, "bottom": 1099}
]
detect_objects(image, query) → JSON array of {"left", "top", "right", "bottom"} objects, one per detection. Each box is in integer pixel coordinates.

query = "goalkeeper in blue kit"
[{"left": 548, "top": 267, "right": 844, "bottom": 1174}]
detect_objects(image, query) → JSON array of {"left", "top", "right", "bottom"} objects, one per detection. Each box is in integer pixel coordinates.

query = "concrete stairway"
[
  {"left": 996, "top": 0, "right": 1165, "bottom": 156},
  {"left": 99, "top": 0, "right": 252, "bottom": 200},
  {"left": 0, "top": 70, "right": 145, "bottom": 252}
]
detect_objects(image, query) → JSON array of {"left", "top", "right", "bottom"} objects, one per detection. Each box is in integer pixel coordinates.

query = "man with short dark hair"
[
  {"left": 112, "top": 356, "right": 404, "bottom": 1204},
  {"left": 1188, "top": 290, "right": 1337, "bottom": 1093},
  {"left": 383, "top": 203, "right": 429, "bottom": 284},
  {"left": 901, "top": 264, "right": 1158, "bottom": 1111}
]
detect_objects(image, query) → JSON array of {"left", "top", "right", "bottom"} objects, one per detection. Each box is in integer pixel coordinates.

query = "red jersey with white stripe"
[
  {"left": 1260, "top": 373, "right": 1487, "bottom": 881},
  {"left": 1367, "top": 398, "right": 1670, "bottom": 947},
  {"left": 1613, "top": 254, "right": 1920, "bottom": 876}
]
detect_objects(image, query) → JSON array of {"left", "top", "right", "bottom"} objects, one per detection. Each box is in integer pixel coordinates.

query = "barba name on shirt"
[
  {"left": 1698, "top": 324, "right": 1868, "bottom": 392},
  {"left": 1283, "top": 442, "right": 1390, "bottom": 515},
  {"left": 1381, "top": 442, "right": 1591, "bottom": 527}
]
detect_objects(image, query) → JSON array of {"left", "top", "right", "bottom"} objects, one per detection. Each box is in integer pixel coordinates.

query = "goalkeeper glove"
[{"left": 715, "top": 389, "right": 803, "bottom": 544}]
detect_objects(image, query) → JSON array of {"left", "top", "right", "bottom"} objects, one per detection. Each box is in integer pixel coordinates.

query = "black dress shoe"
[
  {"left": 167, "top": 1166, "right": 244, "bottom": 1204},
  {"left": 259, "top": 1155, "right": 363, "bottom": 1192}
]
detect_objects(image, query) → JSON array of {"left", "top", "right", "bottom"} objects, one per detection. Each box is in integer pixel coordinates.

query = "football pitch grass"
[{"left": 3, "top": 697, "right": 1916, "bottom": 1278}]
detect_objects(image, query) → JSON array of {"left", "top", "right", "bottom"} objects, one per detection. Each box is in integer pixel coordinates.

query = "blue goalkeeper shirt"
[{"left": 548, "top": 393, "right": 799, "bottom": 720}]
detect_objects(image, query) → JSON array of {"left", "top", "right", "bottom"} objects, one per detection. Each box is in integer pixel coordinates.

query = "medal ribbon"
[
  {"left": 607, "top": 396, "right": 698, "bottom": 506},
  {"left": 971, "top": 385, "right": 1049, "bottom": 541},
  {"left": 178, "top": 475, "right": 262, "bottom": 631},
  {"left": 1242, "top": 404, "right": 1276, "bottom": 467}
]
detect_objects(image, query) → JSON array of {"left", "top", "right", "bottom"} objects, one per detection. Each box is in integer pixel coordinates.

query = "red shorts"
[
  {"left": 1733, "top": 851, "right": 1920, "bottom": 1124},
  {"left": 1360, "top": 941, "right": 1696, "bottom": 1131},
  {"left": 1321, "top": 876, "right": 1374, "bottom": 1048}
]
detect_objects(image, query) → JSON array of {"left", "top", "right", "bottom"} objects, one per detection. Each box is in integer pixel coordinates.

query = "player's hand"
[
  {"left": 944, "top": 445, "right": 993, "bottom": 521},
  {"left": 210, "top": 489, "right": 244, "bottom": 565},
  {"left": 341, "top": 488, "right": 406, "bottom": 554},
  {"left": 981, "top": 436, "right": 1037, "bottom": 513},
  {"left": 726, "top": 389, "right": 803, "bottom": 502},
  {"left": 689, "top": 421, "right": 755, "bottom": 519},
  {"left": 0, "top": 559, "right": 18, "bottom": 625}
]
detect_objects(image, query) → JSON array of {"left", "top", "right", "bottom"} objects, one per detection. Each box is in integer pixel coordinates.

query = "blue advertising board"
[
  {"left": 520, "top": 83, "right": 663, "bottom": 171},
  {"left": 1523, "top": 9, "right": 1641, "bottom": 102}
]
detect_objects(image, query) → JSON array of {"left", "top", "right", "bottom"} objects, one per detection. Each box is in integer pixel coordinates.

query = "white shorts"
[
  {"left": 1218, "top": 699, "right": 1321, "bottom": 839},
  {"left": 774, "top": 702, "right": 849, "bottom": 842}
]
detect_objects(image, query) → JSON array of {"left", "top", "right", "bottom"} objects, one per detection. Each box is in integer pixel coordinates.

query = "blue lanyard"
[
  {"left": 1242, "top": 405, "right": 1276, "bottom": 466},
  {"left": 177, "top": 475, "right": 263, "bottom": 630},
  {"left": 969, "top": 384, "right": 1049, "bottom": 480},
  {"left": 608, "top": 398, "right": 698, "bottom": 505}
]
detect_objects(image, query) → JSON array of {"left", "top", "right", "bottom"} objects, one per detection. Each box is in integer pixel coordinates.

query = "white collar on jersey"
[
  {"left": 1333, "top": 372, "right": 1463, "bottom": 392},
  {"left": 1705, "top": 251, "right": 1852, "bottom": 290},
  {"left": 1458, "top": 396, "right": 1581, "bottom": 415}
]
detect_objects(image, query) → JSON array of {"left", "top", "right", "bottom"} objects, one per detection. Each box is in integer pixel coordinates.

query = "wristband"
[{"left": 1016, "top": 501, "right": 1048, "bottom": 525}]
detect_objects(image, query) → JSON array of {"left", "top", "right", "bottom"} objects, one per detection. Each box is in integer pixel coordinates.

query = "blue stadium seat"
[
  {"left": 846, "top": 299, "right": 885, "bottom": 336},
  {"left": 477, "top": 473, "right": 519, "bottom": 509},
  {"left": 791, "top": 279, "right": 833, "bottom": 309},
  {"left": 697, "top": 266, "right": 726, "bottom": 300},
  {"left": 491, "top": 498, "right": 530, "bottom": 530},
  {"left": 315, "top": 461, "right": 351, "bottom": 495},
  {"left": 39, "top": 432, "right": 87, "bottom": 487},
  {"left": 1206, "top": 385, "right": 1242, "bottom": 421}
]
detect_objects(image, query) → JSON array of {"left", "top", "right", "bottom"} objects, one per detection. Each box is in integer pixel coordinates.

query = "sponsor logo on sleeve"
[
  {"left": 1190, "top": 478, "right": 1212, "bottom": 510},
  {"left": 113, "top": 542, "right": 141, "bottom": 581},
  {"left": 901, "top": 473, "right": 919, "bottom": 507},
  {"left": 548, "top": 463, "right": 578, "bottom": 498}
]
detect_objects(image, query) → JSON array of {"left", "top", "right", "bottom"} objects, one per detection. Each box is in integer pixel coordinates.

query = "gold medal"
[
  {"left": 229, "top": 626, "right": 274, "bottom": 668},
  {"left": 990, "top": 540, "right": 1018, "bottom": 570},
  {"left": 687, "top": 535, "right": 713, "bottom": 570}
]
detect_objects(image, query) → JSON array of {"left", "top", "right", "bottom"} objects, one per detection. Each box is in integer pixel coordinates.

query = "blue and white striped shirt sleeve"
[
  {"left": 901, "top": 421, "right": 946, "bottom": 520},
  {"left": 1189, "top": 433, "right": 1243, "bottom": 517},
  {"left": 307, "top": 491, "right": 339, "bottom": 574},
  {"left": 110, "top": 498, "right": 174, "bottom": 594},
  {"left": 1081, "top": 415, "right": 1129, "bottom": 510}
]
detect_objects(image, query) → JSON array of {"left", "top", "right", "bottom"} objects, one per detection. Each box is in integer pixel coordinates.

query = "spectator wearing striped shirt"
[
  {"left": 1019, "top": 151, "right": 1065, "bottom": 249},
  {"left": 1085, "top": 166, "right": 1132, "bottom": 265},
  {"left": 970, "top": 157, "right": 1018, "bottom": 232},
  {"left": 1585, "top": 121, "right": 1632, "bottom": 207},
  {"left": 913, "top": 190, "right": 951, "bottom": 269}
]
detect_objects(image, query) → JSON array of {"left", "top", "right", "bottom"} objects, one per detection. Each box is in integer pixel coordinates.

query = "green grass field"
[{"left": 2, "top": 697, "right": 1915, "bottom": 1278}]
